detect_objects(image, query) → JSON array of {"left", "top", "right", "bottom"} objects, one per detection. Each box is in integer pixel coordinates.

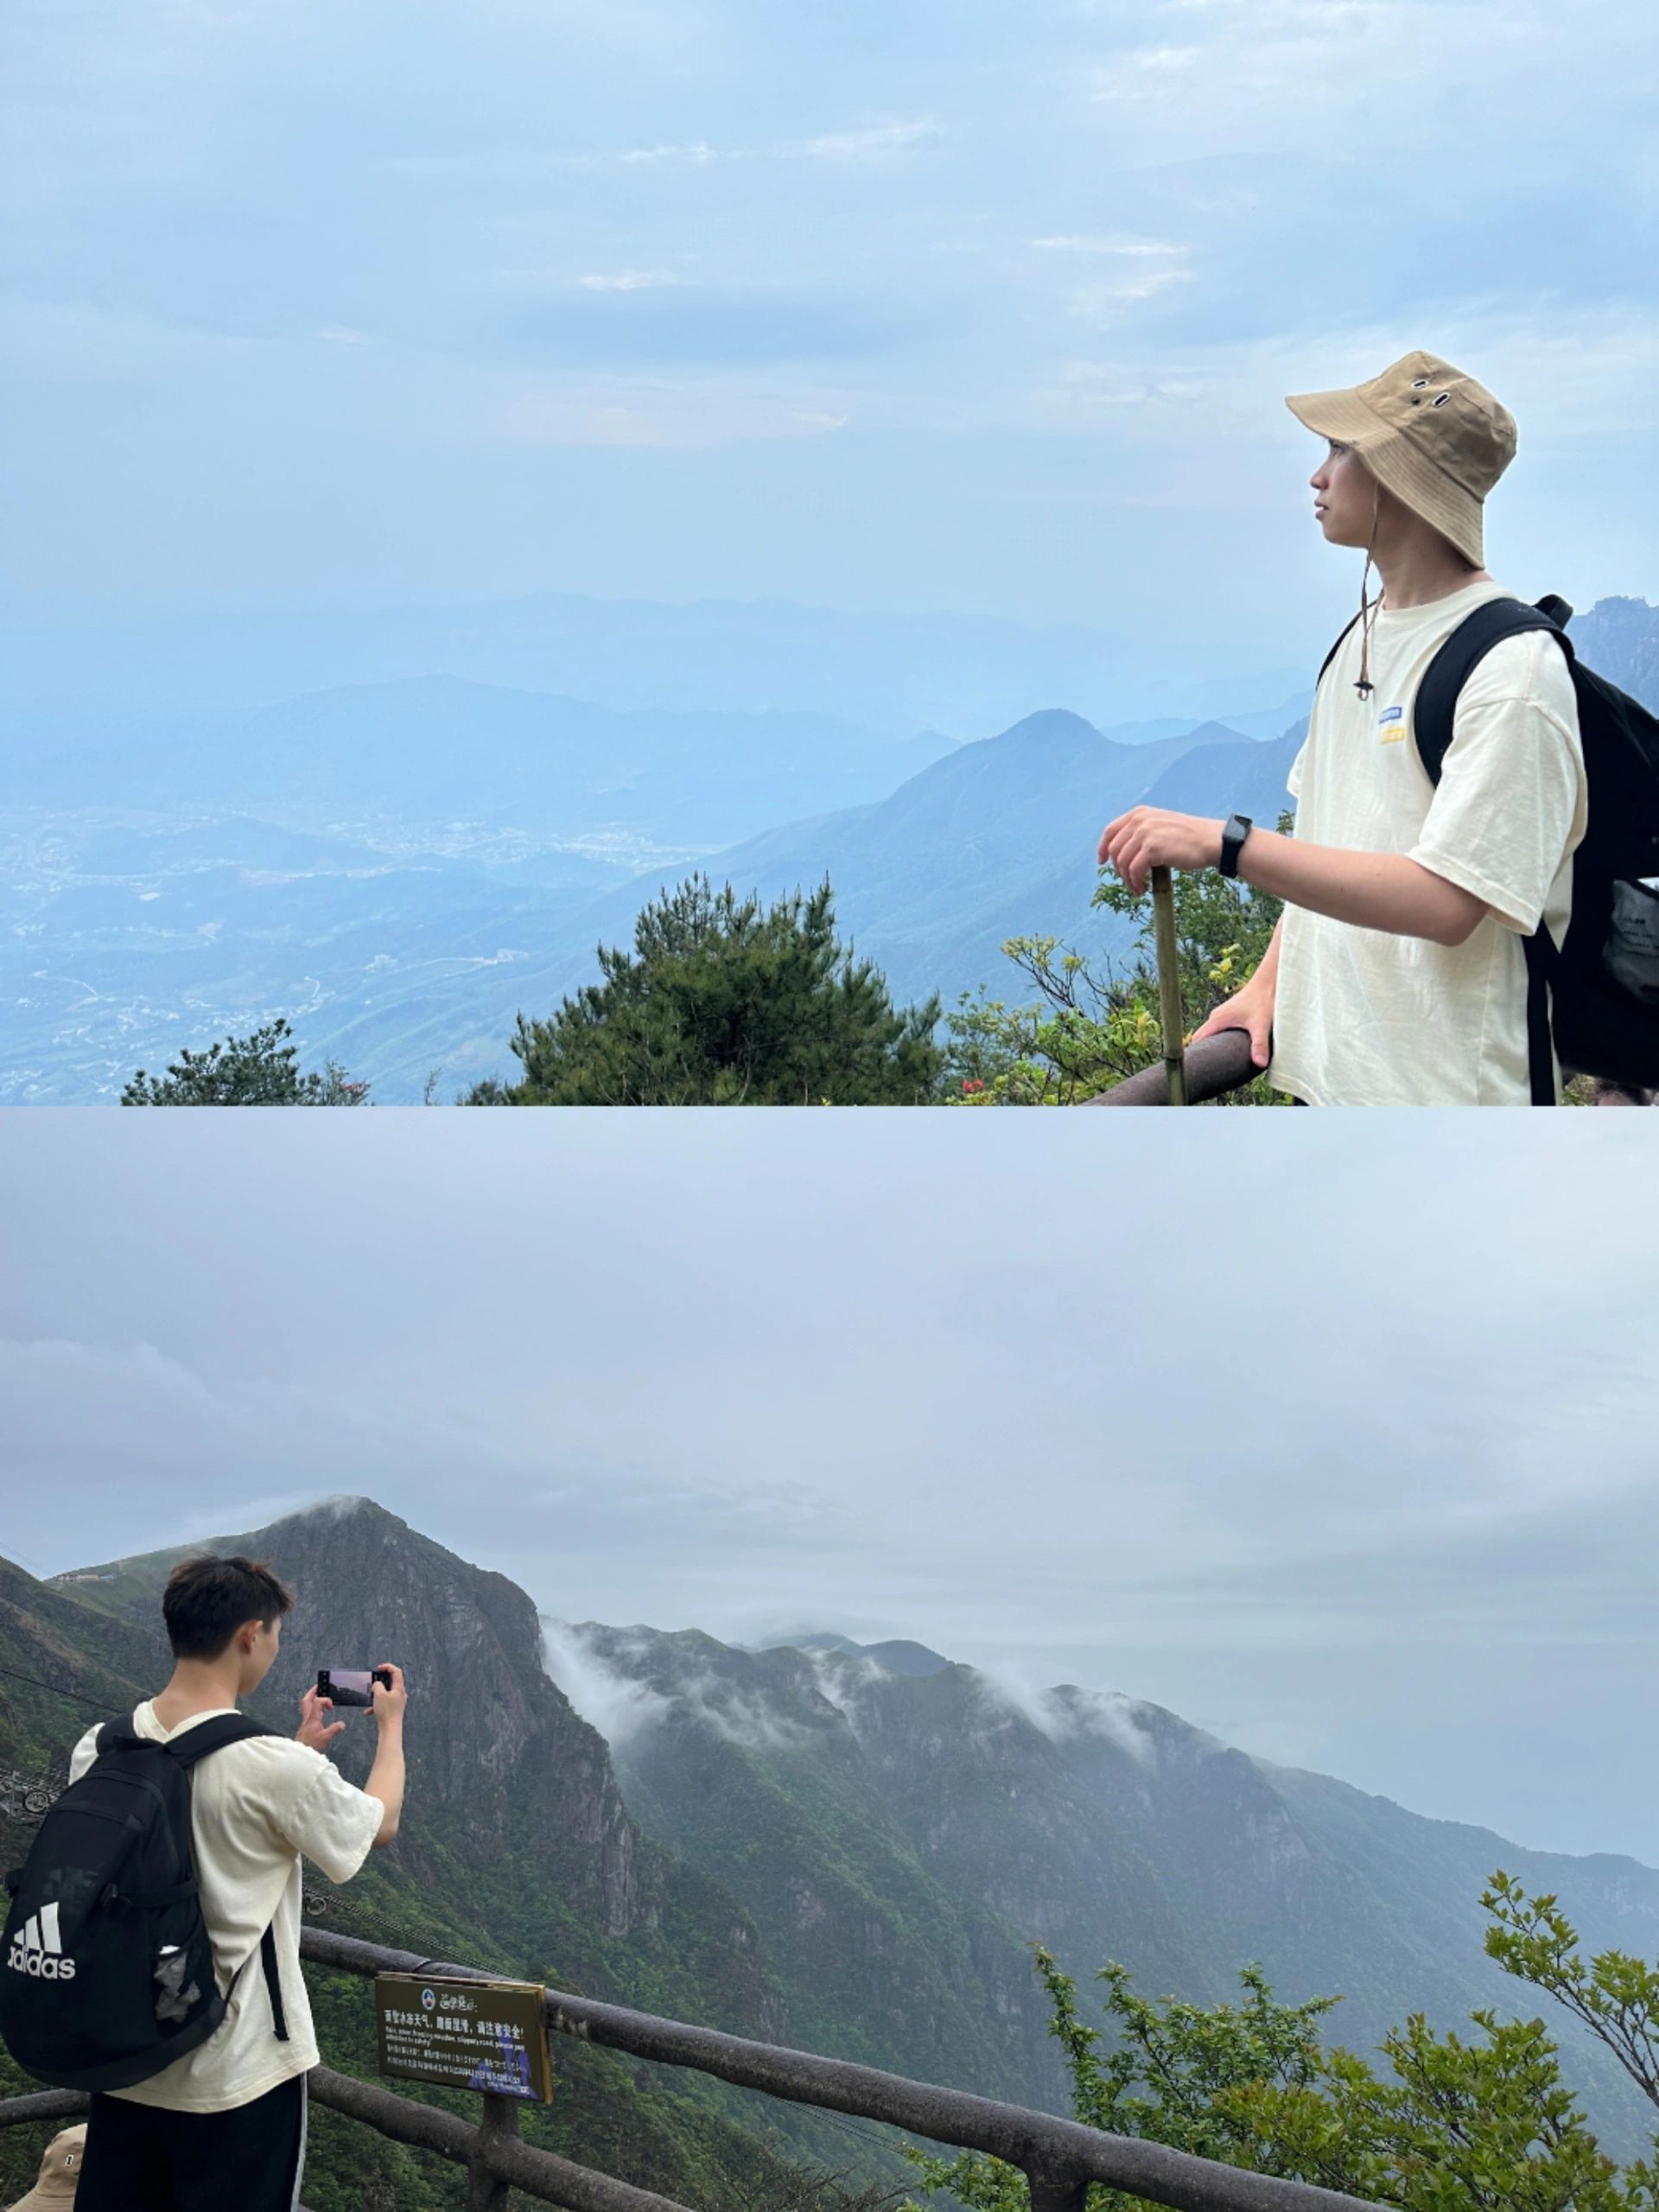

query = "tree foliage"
[
  {"left": 899, "top": 1878, "right": 1659, "bottom": 2212},
  {"left": 475, "top": 874, "right": 944, "bottom": 1105},
  {"left": 121, "top": 1019, "right": 369, "bottom": 1106},
  {"left": 1484, "top": 1872, "right": 1659, "bottom": 2121},
  {"left": 944, "top": 814, "right": 1295, "bottom": 1106}
]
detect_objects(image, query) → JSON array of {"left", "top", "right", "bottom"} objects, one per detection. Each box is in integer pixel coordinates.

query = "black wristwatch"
[{"left": 1218, "top": 812, "right": 1253, "bottom": 879}]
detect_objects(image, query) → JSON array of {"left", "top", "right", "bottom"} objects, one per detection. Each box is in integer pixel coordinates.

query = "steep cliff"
[
  {"left": 0, "top": 1516, "right": 822, "bottom": 2209},
  {"left": 54, "top": 1502, "right": 782, "bottom": 2034}
]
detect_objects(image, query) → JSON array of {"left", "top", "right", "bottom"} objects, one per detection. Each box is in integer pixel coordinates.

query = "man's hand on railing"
[{"left": 1191, "top": 983, "right": 1273, "bottom": 1071}]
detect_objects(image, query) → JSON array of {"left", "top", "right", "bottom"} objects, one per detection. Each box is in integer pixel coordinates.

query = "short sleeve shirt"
[
  {"left": 1268, "top": 578, "right": 1586, "bottom": 1105},
  {"left": 67, "top": 1703, "right": 383, "bottom": 2113}
]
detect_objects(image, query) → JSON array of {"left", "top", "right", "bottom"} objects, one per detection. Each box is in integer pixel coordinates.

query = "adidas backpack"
[
  {"left": 0, "top": 1713, "right": 290, "bottom": 2092},
  {"left": 1318, "top": 594, "right": 1659, "bottom": 1101}
]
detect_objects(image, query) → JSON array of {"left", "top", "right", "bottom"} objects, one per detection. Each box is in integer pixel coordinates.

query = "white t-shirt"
[
  {"left": 1268, "top": 577, "right": 1586, "bottom": 1105},
  {"left": 67, "top": 1703, "right": 383, "bottom": 2114}
]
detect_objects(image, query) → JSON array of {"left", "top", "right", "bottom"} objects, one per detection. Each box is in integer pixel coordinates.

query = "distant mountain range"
[
  {"left": 0, "top": 699, "right": 1307, "bottom": 1100},
  {"left": 0, "top": 588, "right": 1314, "bottom": 734},
  {"left": 0, "top": 681, "right": 957, "bottom": 851},
  {"left": 3, "top": 1497, "right": 1656, "bottom": 2203},
  {"left": 2, "top": 593, "right": 1652, "bottom": 1101},
  {"left": 556, "top": 1611, "right": 1659, "bottom": 2159}
]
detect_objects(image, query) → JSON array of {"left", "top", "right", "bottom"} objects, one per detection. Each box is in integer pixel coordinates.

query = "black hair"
[{"left": 162, "top": 1554, "right": 295, "bottom": 1661}]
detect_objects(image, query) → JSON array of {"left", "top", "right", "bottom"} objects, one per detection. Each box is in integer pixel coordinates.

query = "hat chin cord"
[{"left": 1355, "top": 477, "right": 1382, "bottom": 699}]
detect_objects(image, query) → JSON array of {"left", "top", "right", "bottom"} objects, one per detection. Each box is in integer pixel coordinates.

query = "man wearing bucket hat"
[
  {"left": 1097, "top": 348, "right": 1586, "bottom": 1104},
  {"left": 5, "top": 2123, "right": 86, "bottom": 2212}
]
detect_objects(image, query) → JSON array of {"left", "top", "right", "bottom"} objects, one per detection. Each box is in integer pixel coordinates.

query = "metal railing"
[
  {"left": 0, "top": 1924, "right": 1387, "bottom": 2212},
  {"left": 1083, "top": 1027, "right": 1257, "bottom": 1106},
  {"left": 1077, "top": 1026, "right": 1659, "bottom": 1106}
]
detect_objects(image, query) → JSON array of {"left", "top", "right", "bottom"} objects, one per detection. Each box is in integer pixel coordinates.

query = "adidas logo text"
[{"left": 6, "top": 1903, "right": 77, "bottom": 1982}]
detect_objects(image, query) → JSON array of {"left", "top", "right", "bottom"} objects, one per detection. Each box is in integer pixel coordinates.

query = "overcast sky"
[
  {"left": 3, "top": 0, "right": 1655, "bottom": 652},
  {"left": 1, "top": 1111, "right": 1654, "bottom": 1864}
]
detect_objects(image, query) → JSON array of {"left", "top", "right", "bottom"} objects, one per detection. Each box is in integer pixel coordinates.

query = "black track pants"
[{"left": 76, "top": 2072, "right": 306, "bottom": 2212}]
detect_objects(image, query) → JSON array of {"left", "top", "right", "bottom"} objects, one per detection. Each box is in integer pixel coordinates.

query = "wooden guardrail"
[{"left": 0, "top": 1925, "right": 1388, "bottom": 2212}]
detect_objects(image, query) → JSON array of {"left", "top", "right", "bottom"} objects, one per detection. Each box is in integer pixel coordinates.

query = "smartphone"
[{"left": 316, "top": 1668, "right": 390, "bottom": 1710}]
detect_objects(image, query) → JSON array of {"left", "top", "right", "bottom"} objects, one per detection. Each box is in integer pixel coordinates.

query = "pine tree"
[{"left": 474, "top": 875, "right": 944, "bottom": 1105}]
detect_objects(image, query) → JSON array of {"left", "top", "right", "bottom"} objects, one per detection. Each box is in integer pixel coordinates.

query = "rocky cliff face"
[
  {"left": 0, "top": 1539, "right": 806, "bottom": 2207},
  {"left": 67, "top": 1501, "right": 645, "bottom": 1942},
  {"left": 1573, "top": 594, "right": 1659, "bottom": 709},
  {"left": 55, "top": 1503, "right": 781, "bottom": 2035}
]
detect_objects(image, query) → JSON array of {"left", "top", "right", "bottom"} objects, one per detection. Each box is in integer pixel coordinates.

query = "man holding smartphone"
[{"left": 66, "top": 1555, "right": 407, "bottom": 2212}]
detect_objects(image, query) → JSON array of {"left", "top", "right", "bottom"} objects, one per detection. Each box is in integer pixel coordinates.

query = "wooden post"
[
  {"left": 467, "top": 2094, "right": 521, "bottom": 2212},
  {"left": 1026, "top": 2167, "right": 1090, "bottom": 2212},
  {"left": 1151, "top": 865, "right": 1186, "bottom": 1105}
]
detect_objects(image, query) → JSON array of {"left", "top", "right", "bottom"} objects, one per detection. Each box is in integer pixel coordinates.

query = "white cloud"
[
  {"left": 1033, "top": 235, "right": 1191, "bottom": 257},
  {"left": 1018, "top": 302, "right": 1659, "bottom": 449},
  {"left": 793, "top": 118, "right": 945, "bottom": 162},
  {"left": 803, "top": 1647, "right": 885, "bottom": 1730},
  {"left": 976, "top": 1671, "right": 1155, "bottom": 1762},
  {"left": 540, "top": 1622, "right": 671, "bottom": 1749},
  {"left": 170, "top": 1491, "right": 372, "bottom": 1544},
  {"left": 575, "top": 271, "right": 686, "bottom": 292},
  {"left": 1087, "top": 0, "right": 1531, "bottom": 118},
  {"left": 387, "top": 118, "right": 942, "bottom": 181},
  {"left": 498, "top": 380, "right": 853, "bottom": 451},
  {"left": 540, "top": 1623, "right": 814, "bottom": 1756}
]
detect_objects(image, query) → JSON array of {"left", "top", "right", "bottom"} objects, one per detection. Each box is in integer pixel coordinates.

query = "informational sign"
[{"left": 374, "top": 1973, "right": 554, "bottom": 2103}]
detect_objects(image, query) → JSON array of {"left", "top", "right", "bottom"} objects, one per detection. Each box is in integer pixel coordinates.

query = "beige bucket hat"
[
  {"left": 6, "top": 2123, "right": 87, "bottom": 2211},
  {"left": 1285, "top": 348, "right": 1517, "bottom": 569}
]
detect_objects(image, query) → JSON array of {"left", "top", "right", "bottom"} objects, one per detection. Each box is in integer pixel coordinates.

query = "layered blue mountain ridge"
[{"left": 2, "top": 594, "right": 1651, "bottom": 1101}]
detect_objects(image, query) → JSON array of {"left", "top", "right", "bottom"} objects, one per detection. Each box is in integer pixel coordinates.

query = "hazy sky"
[
  {"left": 1, "top": 1110, "right": 1655, "bottom": 1864},
  {"left": 3, "top": 0, "right": 1656, "bottom": 651}
]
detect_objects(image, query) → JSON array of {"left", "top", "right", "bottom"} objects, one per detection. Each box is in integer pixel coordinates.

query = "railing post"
[
  {"left": 467, "top": 2093, "right": 521, "bottom": 2211},
  {"left": 1026, "top": 2166, "right": 1090, "bottom": 2212}
]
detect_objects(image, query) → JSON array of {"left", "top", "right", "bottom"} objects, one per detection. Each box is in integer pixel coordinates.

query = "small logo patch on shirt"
[{"left": 1376, "top": 704, "right": 1407, "bottom": 744}]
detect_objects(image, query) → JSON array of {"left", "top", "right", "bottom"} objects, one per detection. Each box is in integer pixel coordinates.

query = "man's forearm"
[
  {"left": 365, "top": 1720, "right": 406, "bottom": 1847},
  {"left": 1253, "top": 913, "right": 1284, "bottom": 988},
  {"left": 1238, "top": 828, "right": 1485, "bottom": 946}
]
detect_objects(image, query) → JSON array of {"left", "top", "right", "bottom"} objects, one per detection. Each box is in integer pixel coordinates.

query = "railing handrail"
[
  {"left": 0, "top": 1927, "right": 1387, "bottom": 2211},
  {"left": 1082, "top": 1026, "right": 1257, "bottom": 1106},
  {"left": 297, "top": 1924, "right": 1384, "bottom": 2212},
  {"left": 0, "top": 2075, "right": 692, "bottom": 2212}
]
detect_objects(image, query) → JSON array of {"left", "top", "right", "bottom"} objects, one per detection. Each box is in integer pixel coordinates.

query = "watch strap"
[{"left": 1219, "top": 812, "right": 1254, "bottom": 879}]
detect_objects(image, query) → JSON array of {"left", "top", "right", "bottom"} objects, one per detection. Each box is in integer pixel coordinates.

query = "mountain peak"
[
  {"left": 1179, "top": 718, "right": 1250, "bottom": 747},
  {"left": 762, "top": 1632, "right": 953, "bottom": 1678},
  {"left": 987, "top": 708, "right": 1105, "bottom": 749}
]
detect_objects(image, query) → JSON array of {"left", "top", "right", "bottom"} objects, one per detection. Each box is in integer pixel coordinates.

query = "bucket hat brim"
[{"left": 1286, "top": 387, "right": 1486, "bottom": 569}]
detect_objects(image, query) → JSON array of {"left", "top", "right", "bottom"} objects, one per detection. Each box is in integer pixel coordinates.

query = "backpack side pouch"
[{"left": 1605, "top": 877, "right": 1659, "bottom": 1007}]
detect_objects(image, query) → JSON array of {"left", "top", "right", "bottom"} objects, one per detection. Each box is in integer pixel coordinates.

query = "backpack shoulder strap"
[
  {"left": 1413, "top": 594, "right": 1575, "bottom": 789},
  {"left": 1413, "top": 594, "right": 1576, "bottom": 1109},
  {"left": 162, "top": 1713, "right": 292, "bottom": 2044},
  {"left": 162, "top": 1713, "right": 282, "bottom": 1770},
  {"left": 1316, "top": 608, "right": 1366, "bottom": 692}
]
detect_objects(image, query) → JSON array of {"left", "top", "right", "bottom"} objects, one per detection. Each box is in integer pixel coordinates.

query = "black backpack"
[
  {"left": 1317, "top": 594, "right": 1659, "bottom": 1101},
  {"left": 0, "top": 1713, "right": 291, "bottom": 2092}
]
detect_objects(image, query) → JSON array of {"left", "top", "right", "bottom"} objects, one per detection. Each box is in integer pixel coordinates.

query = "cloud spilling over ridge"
[
  {"left": 540, "top": 1621, "right": 812, "bottom": 1756},
  {"left": 804, "top": 1646, "right": 886, "bottom": 1730},
  {"left": 976, "top": 1670, "right": 1155, "bottom": 1762},
  {"left": 540, "top": 1621, "right": 671, "bottom": 1750}
]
